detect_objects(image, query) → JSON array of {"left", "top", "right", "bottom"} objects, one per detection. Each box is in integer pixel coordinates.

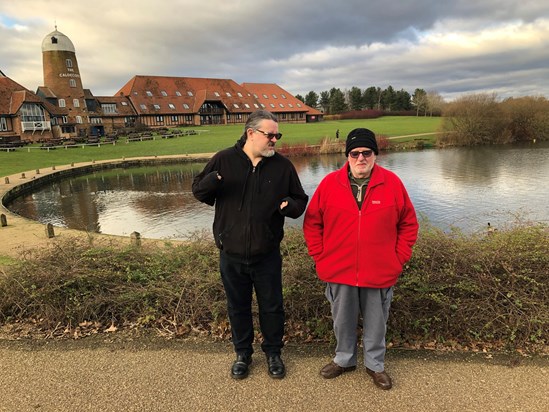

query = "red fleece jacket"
[{"left": 303, "top": 163, "right": 419, "bottom": 288}]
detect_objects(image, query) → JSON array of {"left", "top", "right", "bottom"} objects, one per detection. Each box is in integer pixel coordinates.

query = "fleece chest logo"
[{"left": 371, "top": 200, "right": 381, "bottom": 205}]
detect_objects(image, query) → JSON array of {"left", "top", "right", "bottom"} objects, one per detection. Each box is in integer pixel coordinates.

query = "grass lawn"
[{"left": 0, "top": 116, "right": 442, "bottom": 176}]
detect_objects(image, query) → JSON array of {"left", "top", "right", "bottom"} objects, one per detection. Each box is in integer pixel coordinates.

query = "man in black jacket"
[{"left": 192, "top": 110, "right": 308, "bottom": 380}]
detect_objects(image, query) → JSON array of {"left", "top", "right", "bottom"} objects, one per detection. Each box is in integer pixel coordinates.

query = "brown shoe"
[
  {"left": 320, "top": 361, "right": 356, "bottom": 379},
  {"left": 366, "top": 368, "right": 392, "bottom": 390}
]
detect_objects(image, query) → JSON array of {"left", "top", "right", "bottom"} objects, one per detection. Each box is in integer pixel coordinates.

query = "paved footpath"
[{"left": 0, "top": 337, "right": 547, "bottom": 412}]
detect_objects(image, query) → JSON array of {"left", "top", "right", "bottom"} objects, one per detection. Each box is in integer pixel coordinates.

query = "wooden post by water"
[
  {"left": 45, "top": 223, "right": 55, "bottom": 238},
  {"left": 130, "top": 231, "right": 141, "bottom": 247}
]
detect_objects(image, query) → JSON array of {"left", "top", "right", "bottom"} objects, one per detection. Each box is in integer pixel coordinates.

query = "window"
[
  {"left": 279, "top": 103, "right": 284, "bottom": 108},
  {"left": 185, "top": 115, "right": 193, "bottom": 122},
  {"left": 73, "top": 99, "right": 80, "bottom": 108},
  {"left": 214, "top": 92, "right": 220, "bottom": 97},
  {"left": 171, "top": 115, "right": 178, "bottom": 122},
  {"left": 187, "top": 91, "right": 193, "bottom": 96},
  {"left": 62, "top": 116, "right": 68, "bottom": 123},
  {"left": 140, "top": 104, "right": 147, "bottom": 110},
  {"left": 263, "top": 94, "right": 268, "bottom": 98},
  {"left": 153, "top": 104, "right": 161, "bottom": 110},
  {"left": 121, "top": 101, "right": 128, "bottom": 106},
  {"left": 288, "top": 103, "right": 293, "bottom": 108},
  {"left": 101, "top": 103, "right": 117, "bottom": 114},
  {"left": 146, "top": 91, "right": 153, "bottom": 97},
  {"left": 69, "top": 79, "right": 76, "bottom": 87},
  {"left": 175, "top": 91, "right": 182, "bottom": 96},
  {"left": 244, "top": 104, "right": 250, "bottom": 108},
  {"left": 20, "top": 103, "right": 46, "bottom": 121},
  {"left": 76, "top": 116, "right": 83, "bottom": 124},
  {"left": 281, "top": 94, "right": 287, "bottom": 99},
  {"left": 66, "top": 59, "right": 73, "bottom": 68},
  {"left": 0, "top": 117, "right": 7, "bottom": 131},
  {"left": 261, "top": 104, "right": 266, "bottom": 108},
  {"left": 183, "top": 103, "right": 189, "bottom": 109},
  {"left": 237, "top": 92, "right": 243, "bottom": 97},
  {"left": 253, "top": 94, "right": 258, "bottom": 98},
  {"left": 161, "top": 90, "right": 168, "bottom": 97},
  {"left": 59, "top": 99, "right": 66, "bottom": 107},
  {"left": 233, "top": 103, "right": 239, "bottom": 108},
  {"left": 90, "top": 117, "right": 103, "bottom": 124},
  {"left": 272, "top": 94, "right": 277, "bottom": 99},
  {"left": 226, "top": 92, "right": 232, "bottom": 97},
  {"left": 155, "top": 115, "right": 164, "bottom": 123},
  {"left": 297, "top": 103, "right": 302, "bottom": 107},
  {"left": 270, "top": 103, "right": 275, "bottom": 108},
  {"left": 168, "top": 103, "right": 176, "bottom": 109},
  {"left": 254, "top": 103, "right": 259, "bottom": 109}
]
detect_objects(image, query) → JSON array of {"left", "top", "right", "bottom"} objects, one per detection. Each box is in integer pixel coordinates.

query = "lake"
[{"left": 7, "top": 141, "right": 549, "bottom": 239}]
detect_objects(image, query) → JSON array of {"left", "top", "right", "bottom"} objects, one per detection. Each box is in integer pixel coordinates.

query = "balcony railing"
[{"left": 21, "top": 121, "right": 52, "bottom": 133}]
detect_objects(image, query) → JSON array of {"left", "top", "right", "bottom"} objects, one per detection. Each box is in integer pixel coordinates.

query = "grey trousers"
[{"left": 325, "top": 283, "right": 393, "bottom": 372}]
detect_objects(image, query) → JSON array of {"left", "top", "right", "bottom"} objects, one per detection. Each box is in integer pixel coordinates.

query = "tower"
[{"left": 41, "top": 27, "right": 88, "bottom": 136}]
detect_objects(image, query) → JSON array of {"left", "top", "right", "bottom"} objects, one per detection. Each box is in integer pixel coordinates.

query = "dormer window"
[{"left": 51, "top": 37, "right": 58, "bottom": 44}]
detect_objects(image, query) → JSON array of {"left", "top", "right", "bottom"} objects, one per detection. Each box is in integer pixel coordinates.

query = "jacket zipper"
[
  {"left": 245, "top": 165, "right": 257, "bottom": 260},
  {"left": 356, "top": 209, "right": 362, "bottom": 286}
]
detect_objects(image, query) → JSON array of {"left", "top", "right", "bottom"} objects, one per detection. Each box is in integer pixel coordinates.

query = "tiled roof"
[
  {"left": 95, "top": 95, "right": 137, "bottom": 116},
  {"left": 115, "top": 75, "right": 321, "bottom": 118},
  {"left": 36, "top": 86, "right": 57, "bottom": 98},
  {"left": 0, "top": 77, "right": 64, "bottom": 116},
  {"left": 116, "top": 75, "right": 261, "bottom": 115},
  {"left": 0, "top": 76, "right": 28, "bottom": 114},
  {"left": 241, "top": 83, "right": 322, "bottom": 115}
]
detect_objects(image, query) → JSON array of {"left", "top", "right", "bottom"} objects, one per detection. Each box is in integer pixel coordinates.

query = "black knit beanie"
[{"left": 345, "top": 128, "right": 378, "bottom": 156}]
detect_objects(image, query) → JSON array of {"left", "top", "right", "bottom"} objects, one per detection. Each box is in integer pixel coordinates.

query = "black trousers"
[{"left": 219, "top": 249, "right": 285, "bottom": 356}]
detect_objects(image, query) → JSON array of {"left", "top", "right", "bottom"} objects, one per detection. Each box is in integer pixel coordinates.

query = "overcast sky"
[{"left": 2, "top": 0, "right": 548, "bottom": 102}]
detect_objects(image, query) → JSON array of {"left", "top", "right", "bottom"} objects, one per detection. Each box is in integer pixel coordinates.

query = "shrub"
[{"left": 0, "top": 223, "right": 547, "bottom": 352}]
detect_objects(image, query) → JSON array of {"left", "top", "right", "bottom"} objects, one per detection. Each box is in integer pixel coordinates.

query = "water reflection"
[{"left": 8, "top": 141, "right": 549, "bottom": 238}]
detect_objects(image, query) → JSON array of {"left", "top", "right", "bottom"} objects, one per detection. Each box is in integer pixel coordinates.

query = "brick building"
[{"left": 0, "top": 28, "right": 322, "bottom": 144}]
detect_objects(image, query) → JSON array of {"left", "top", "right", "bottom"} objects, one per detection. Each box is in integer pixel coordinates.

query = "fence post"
[
  {"left": 45, "top": 223, "right": 55, "bottom": 238},
  {"left": 131, "top": 231, "right": 141, "bottom": 247}
]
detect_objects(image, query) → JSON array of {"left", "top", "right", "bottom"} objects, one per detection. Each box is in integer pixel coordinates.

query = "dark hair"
[{"left": 238, "top": 110, "right": 278, "bottom": 144}]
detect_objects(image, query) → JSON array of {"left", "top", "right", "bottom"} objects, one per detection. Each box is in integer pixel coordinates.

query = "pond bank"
[{"left": 0, "top": 154, "right": 215, "bottom": 259}]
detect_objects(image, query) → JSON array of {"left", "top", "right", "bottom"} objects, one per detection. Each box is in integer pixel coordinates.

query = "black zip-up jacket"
[{"left": 192, "top": 142, "right": 308, "bottom": 259}]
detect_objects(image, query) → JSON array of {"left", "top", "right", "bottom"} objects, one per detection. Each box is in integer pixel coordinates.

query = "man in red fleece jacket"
[{"left": 303, "top": 128, "right": 418, "bottom": 390}]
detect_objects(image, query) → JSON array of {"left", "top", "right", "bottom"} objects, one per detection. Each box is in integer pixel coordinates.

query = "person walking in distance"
[
  {"left": 303, "top": 128, "right": 418, "bottom": 389},
  {"left": 192, "top": 110, "right": 308, "bottom": 380}
]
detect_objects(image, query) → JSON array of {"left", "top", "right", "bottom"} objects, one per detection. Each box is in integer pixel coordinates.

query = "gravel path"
[{"left": 0, "top": 337, "right": 547, "bottom": 412}]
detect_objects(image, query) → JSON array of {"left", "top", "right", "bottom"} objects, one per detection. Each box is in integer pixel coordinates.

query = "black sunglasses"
[
  {"left": 255, "top": 129, "right": 282, "bottom": 140},
  {"left": 349, "top": 150, "right": 374, "bottom": 159}
]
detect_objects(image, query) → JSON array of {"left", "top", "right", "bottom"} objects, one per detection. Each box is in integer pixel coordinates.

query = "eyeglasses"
[
  {"left": 255, "top": 129, "right": 282, "bottom": 140},
  {"left": 349, "top": 150, "right": 374, "bottom": 159}
]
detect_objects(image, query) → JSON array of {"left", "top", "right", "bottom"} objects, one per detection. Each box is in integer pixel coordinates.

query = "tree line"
[
  {"left": 440, "top": 93, "right": 549, "bottom": 145},
  {"left": 295, "top": 86, "right": 445, "bottom": 116}
]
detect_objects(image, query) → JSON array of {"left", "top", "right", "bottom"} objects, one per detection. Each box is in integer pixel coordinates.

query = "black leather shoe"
[
  {"left": 267, "top": 354, "right": 286, "bottom": 379},
  {"left": 231, "top": 354, "right": 252, "bottom": 380}
]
